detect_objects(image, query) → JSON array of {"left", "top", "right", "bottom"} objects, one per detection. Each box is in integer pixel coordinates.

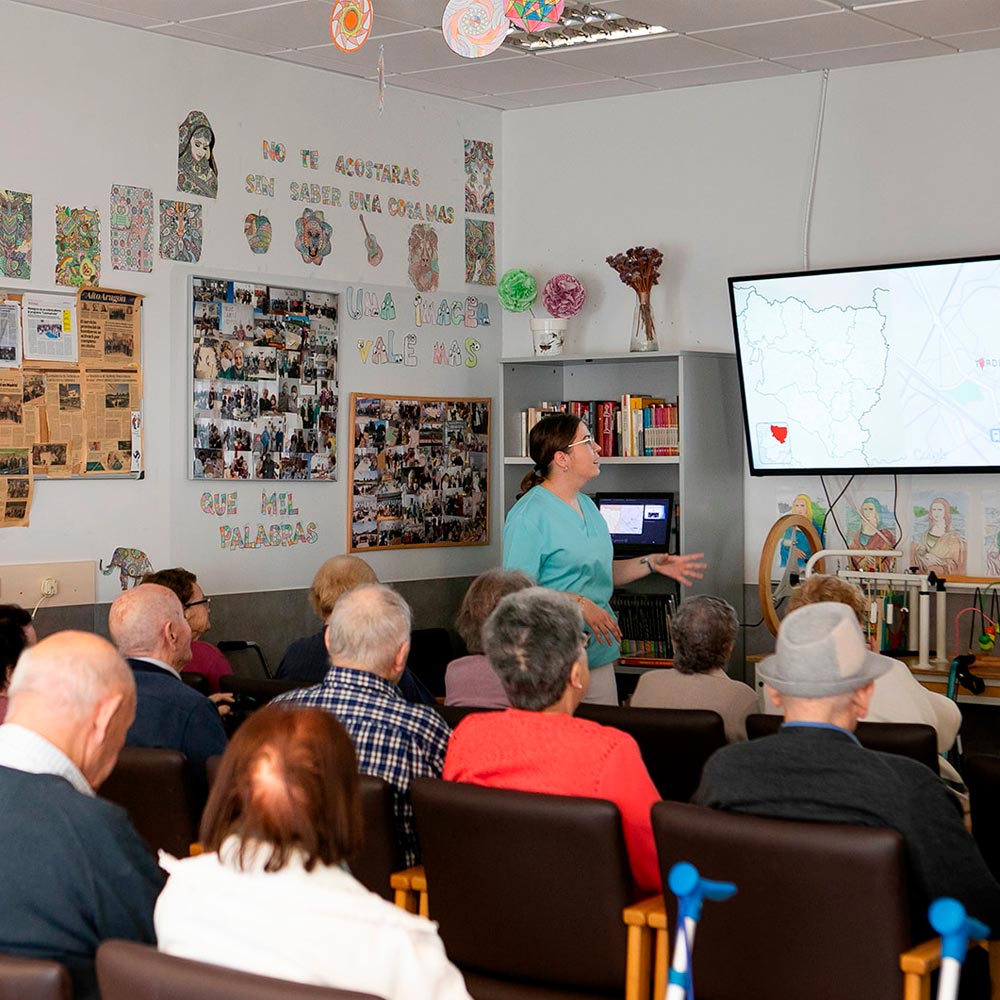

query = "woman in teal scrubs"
[{"left": 503, "top": 413, "right": 706, "bottom": 705}]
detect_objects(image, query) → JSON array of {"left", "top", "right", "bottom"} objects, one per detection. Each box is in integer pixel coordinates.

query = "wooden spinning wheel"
[{"left": 758, "top": 514, "right": 825, "bottom": 636}]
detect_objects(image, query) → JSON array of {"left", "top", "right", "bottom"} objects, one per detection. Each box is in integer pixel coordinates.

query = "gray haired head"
[
  {"left": 326, "top": 583, "right": 412, "bottom": 678},
  {"left": 482, "top": 587, "right": 585, "bottom": 711},
  {"left": 671, "top": 596, "right": 739, "bottom": 675}
]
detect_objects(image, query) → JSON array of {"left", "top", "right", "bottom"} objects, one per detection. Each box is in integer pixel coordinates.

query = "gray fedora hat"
[{"left": 759, "top": 602, "right": 891, "bottom": 697}]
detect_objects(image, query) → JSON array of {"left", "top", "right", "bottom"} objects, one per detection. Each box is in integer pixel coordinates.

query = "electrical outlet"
[{"left": 0, "top": 562, "right": 95, "bottom": 609}]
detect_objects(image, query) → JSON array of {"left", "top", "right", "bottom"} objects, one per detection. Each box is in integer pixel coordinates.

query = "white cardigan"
[{"left": 155, "top": 839, "right": 471, "bottom": 1000}]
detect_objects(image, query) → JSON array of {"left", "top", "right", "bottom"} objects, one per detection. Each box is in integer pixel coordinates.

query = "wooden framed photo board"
[{"left": 349, "top": 392, "right": 489, "bottom": 551}]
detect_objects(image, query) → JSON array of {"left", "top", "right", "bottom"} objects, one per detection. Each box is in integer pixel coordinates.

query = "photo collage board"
[
  {"left": 349, "top": 393, "right": 490, "bottom": 551},
  {"left": 190, "top": 277, "right": 338, "bottom": 481}
]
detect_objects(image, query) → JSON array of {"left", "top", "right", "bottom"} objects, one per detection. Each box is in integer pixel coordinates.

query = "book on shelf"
[
  {"left": 610, "top": 592, "right": 674, "bottom": 659},
  {"left": 518, "top": 396, "right": 679, "bottom": 459}
]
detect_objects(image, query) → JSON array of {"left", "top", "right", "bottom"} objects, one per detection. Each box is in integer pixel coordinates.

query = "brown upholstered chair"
[
  {"left": 96, "top": 940, "right": 381, "bottom": 1000},
  {"left": 410, "top": 777, "right": 654, "bottom": 1000},
  {"left": 431, "top": 703, "right": 495, "bottom": 729},
  {"left": 98, "top": 747, "right": 200, "bottom": 857},
  {"left": 965, "top": 754, "right": 1000, "bottom": 881},
  {"left": 0, "top": 955, "right": 71, "bottom": 1000},
  {"left": 745, "top": 714, "right": 941, "bottom": 773},
  {"left": 353, "top": 775, "right": 401, "bottom": 901},
  {"left": 574, "top": 704, "right": 726, "bottom": 801},
  {"left": 650, "top": 801, "right": 916, "bottom": 1000}
]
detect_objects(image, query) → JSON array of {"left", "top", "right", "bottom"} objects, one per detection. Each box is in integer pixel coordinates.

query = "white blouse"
[{"left": 155, "top": 839, "right": 471, "bottom": 1000}]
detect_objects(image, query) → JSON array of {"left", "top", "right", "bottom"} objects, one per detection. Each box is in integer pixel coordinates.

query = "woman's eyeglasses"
[
  {"left": 184, "top": 597, "right": 211, "bottom": 610},
  {"left": 566, "top": 435, "right": 595, "bottom": 450},
  {"left": 581, "top": 631, "right": 592, "bottom": 649}
]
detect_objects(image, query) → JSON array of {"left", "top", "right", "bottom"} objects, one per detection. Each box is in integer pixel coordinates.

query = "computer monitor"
[{"left": 594, "top": 492, "right": 674, "bottom": 557}]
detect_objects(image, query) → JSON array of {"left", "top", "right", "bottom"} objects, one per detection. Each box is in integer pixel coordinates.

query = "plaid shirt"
[{"left": 273, "top": 665, "right": 451, "bottom": 866}]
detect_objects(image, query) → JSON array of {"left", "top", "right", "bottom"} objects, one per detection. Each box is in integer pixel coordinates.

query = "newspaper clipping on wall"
[{"left": 77, "top": 288, "right": 141, "bottom": 368}]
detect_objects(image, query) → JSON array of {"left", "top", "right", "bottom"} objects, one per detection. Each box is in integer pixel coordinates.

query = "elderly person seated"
[
  {"left": 277, "top": 554, "right": 434, "bottom": 705},
  {"left": 765, "top": 574, "right": 962, "bottom": 779},
  {"left": 630, "top": 595, "right": 757, "bottom": 742},
  {"left": 142, "top": 568, "right": 232, "bottom": 693},
  {"left": 154, "top": 705, "right": 471, "bottom": 1000},
  {"left": 0, "top": 604, "right": 36, "bottom": 724},
  {"left": 444, "top": 568, "right": 532, "bottom": 708},
  {"left": 444, "top": 587, "right": 661, "bottom": 894}
]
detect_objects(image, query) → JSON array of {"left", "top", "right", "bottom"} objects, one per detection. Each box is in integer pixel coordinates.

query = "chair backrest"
[
  {"left": 352, "top": 776, "right": 400, "bottom": 901},
  {"left": 0, "top": 954, "right": 71, "bottom": 1000},
  {"left": 96, "top": 941, "right": 381, "bottom": 1000},
  {"left": 181, "top": 671, "right": 211, "bottom": 695},
  {"left": 965, "top": 754, "right": 1000, "bottom": 881},
  {"left": 216, "top": 641, "right": 272, "bottom": 679},
  {"left": 574, "top": 704, "right": 726, "bottom": 801},
  {"left": 651, "top": 801, "right": 910, "bottom": 1000},
  {"left": 430, "top": 703, "right": 495, "bottom": 729},
  {"left": 405, "top": 628, "right": 454, "bottom": 698},
  {"left": 411, "top": 777, "right": 632, "bottom": 995},
  {"left": 745, "top": 714, "right": 940, "bottom": 772},
  {"left": 99, "top": 747, "right": 199, "bottom": 857}
]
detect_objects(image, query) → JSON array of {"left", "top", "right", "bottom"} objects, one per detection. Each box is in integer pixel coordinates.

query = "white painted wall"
[
  {"left": 0, "top": 0, "right": 502, "bottom": 602},
  {"left": 501, "top": 49, "right": 1000, "bottom": 582}
]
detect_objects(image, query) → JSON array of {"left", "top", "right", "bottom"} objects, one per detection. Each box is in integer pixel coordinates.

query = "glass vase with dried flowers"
[{"left": 606, "top": 246, "right": 664, "bottom": 352}]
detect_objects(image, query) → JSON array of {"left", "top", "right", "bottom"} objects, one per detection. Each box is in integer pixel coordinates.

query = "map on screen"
[{"left": 730, "top": 256, "right": 1000, "bottom": 474}]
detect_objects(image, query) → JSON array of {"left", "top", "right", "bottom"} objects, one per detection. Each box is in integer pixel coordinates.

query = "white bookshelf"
[{"left": 499, "top": 351, "right": 745, "bottom": 623}]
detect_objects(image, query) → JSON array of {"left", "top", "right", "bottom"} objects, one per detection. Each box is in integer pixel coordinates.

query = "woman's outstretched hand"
[{"left": 652, "top": 552, "right": 707, "bottom": 587}]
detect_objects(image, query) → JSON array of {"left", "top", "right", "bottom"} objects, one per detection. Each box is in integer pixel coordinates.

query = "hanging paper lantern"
[
  {"left": 442, "top": 0, "right": 508, "bottom": 58},
  {"left": 330, "top": 0, "right": 373, "bottom": 53},
  {"left": 505, "top": 0, "right": 563, "bottom": 33}
]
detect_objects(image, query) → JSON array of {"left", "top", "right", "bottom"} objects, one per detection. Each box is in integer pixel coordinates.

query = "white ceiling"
[{"left": 13, "top": 0, "right": 1000, "bottom": 108}]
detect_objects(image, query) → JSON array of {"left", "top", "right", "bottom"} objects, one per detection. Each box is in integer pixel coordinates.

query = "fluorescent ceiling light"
[{"left": 503, "top": 2, "right": 670, "bottom": 51}]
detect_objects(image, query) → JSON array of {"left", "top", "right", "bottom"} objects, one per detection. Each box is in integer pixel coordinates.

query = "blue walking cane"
[
  {"left": 929, "top": 898, "right": 990, "bottom": 1000},
  {"left": 665, "top": 862, "right": 737, "bottom": 1000}
]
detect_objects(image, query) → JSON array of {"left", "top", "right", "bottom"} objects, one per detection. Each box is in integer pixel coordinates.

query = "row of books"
[
  {"left": 518, "top": 396, "right": 679, "bottom": 458},
  {"left": 611, "top": 592, "right": 674, "bottom": 659}
]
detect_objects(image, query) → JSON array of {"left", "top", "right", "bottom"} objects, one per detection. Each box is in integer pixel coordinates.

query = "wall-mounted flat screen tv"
[{"left": 729, "top": 253, "right": 1000, "bottom": 476}]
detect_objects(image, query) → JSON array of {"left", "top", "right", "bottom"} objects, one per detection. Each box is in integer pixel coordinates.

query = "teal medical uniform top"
[{"left": 502, "top": 485, "right": 619, "bottom": 669}]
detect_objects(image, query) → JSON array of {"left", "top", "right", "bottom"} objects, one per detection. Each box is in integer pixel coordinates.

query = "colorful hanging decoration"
[
  {"left": 330, "top": 0, "right": 373, "bottom": 52},
  {"left": 505, "top": 0, "right": 563, "bottom": 32},
  {"left": 442, "top": 0, "right": 508, "bottom": 58},
  {"left": 377, "top": 44, "right": 385, "bottom": 114}
]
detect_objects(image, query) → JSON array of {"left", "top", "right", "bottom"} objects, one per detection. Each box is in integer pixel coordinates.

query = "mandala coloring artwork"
[
  {"left": 0, "top": 189, "right": 32, "bottom": 280},
  {"left": 408, "top": 223, "right": 439, "bottom": 292},
  {"left": 109, "top": 184, "right": 153, "bottom": 272},
  {"left": 442, "top": 0, "right": 508, "bottom": 58},
  {"left": 295, "top": 208, "right": 333, "bottom": 265},
  {"left": 505, "top": 0, "right": 563, "bottom": 32},
  {"left": 244, "top": 212, "right": 273, "bottom": 254},
  {"left": 330, "top": 0, "right": 373, "bottom": 52},
  {"left": 55, "top": 206, "right": 101, "bottom": 287},
  {"left": 464, "top": 139, "right": 495, "bottom": 214},
  {"left": 159, "top": 200, "right": 203, "bottom": 262},
  {"left": 465, "top": 220, "right": 496, "bottom": 286}
]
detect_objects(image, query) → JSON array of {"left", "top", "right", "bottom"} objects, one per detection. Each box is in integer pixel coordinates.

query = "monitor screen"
[
  {"left": 729, "top": 253, "right": 1000, "bottom": 475},
  {"left": 594, "top": 492, "right": 674, "bottom": 556}
]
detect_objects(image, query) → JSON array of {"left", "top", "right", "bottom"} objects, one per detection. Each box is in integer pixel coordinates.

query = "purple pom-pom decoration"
[{"left": 542, "top": 273, "right": 586, "bottom": 319}]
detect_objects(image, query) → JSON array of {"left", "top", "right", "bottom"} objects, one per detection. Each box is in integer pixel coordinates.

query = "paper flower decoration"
[
  {"left": 542, "top": 273, "right": 585, "bottom": 318},
  {"left": 442, "top": 0, "right": 509, "bottom": 58},
  {"left": 505, "top": 0, "right": 564, "bottom": 33},
  {"left": 498, "top": 268, "right": 537, "bottom": 312},
  {"left": 330, "top": 0, "right": 373, "bottom": 53}
]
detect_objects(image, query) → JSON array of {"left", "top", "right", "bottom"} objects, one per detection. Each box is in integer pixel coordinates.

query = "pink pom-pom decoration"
[{"left": 542, "top": 273, "right": 586, "bottom": 319}]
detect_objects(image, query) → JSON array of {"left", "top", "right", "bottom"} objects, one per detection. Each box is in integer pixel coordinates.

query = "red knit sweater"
[{"left": 443, "top": 709, "right": 662, "bottom": 893}]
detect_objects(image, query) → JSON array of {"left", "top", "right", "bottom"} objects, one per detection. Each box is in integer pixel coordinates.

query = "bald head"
[
  {"left": 108, "top": 583, "right": 192, "bottom": 670},
  {"left": 8, "top": 631, "right": 137, "bottom": 789}
]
